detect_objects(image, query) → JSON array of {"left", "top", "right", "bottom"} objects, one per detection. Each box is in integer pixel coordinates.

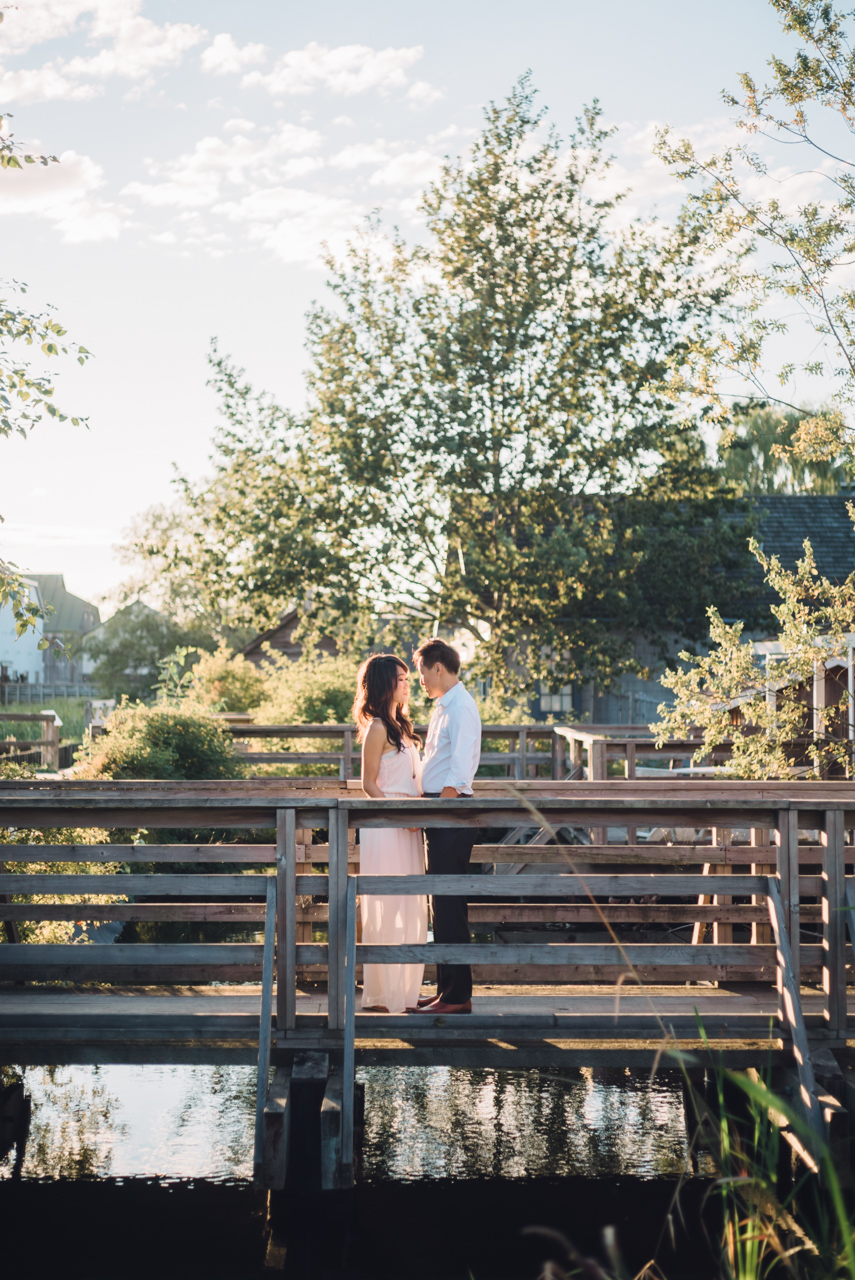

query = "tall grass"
[{"left": 0, "top": 697, "right": 88, "bottom": 743}]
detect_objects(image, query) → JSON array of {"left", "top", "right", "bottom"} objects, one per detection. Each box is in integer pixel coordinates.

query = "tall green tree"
[
  {"left": 719, "top": 404, "right": 848, "bottom": 491},
  {"left": 658, "top": 0, "right": 855, "bottom": 465},
  {"left": 130, "top": 81, "right": 753, "bottom": 693}
]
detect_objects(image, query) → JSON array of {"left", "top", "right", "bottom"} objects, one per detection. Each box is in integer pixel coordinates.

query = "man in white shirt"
[{"left": 411, "top": 637, "right": 482, "bottom": 1014}]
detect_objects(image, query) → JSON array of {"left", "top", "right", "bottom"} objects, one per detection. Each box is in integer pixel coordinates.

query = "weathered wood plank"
[
  {"left": 320, "top": 1070, "right": 343, "bottom": 1191},
  {"left": 253, "top": 879, "right": 276, "bottom": 1184},
  {"left": 0, "top": 904, "right": 268, "bottom": 921},
  {"left": 0, "top": 943, "right": 264, "bottom": 964},
  {"left": 277, "top": 809, "right": 296, "bottom": 1032},
  {"left": 355, "top": 943, "right": 802, "bottom": 966},
  {"left": 260, "top": 1066, "right": 291, "bottom": 1191},
  {"left": 0, "top": 874, "right": 272, "bottom": 896},
  {"left": 2, "top": 845, "right": 277, "bottom": 863},
  {"left": 470, "top": 844, "right": 784, "bottom": 864},
  {"left": 355, "top": 873, "right": 777, "bottom": 896},
  {"left": 822, "top": 810, "right": 847, "bottom": 1036},
  {"left": 766, "top": 877, "right": 825, "bottom": 1142}
]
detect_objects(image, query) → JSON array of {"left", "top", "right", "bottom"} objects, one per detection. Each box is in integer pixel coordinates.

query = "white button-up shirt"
[{"left": 420, "top": 680, "right": 482, "bottom": 795}]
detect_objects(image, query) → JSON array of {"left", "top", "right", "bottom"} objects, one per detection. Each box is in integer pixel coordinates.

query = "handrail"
[
  {"left": 766, "top": 877, "right": 826, "bottom": 1144},
  {"left": 341, "top": 876, "right": 357, "bottom": 1187},
  {"left": 253, "top": 876, "right": 276, "bottom": 1184}
]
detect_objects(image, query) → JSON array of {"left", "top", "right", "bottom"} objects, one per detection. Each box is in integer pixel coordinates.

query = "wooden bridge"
[{"left": 2, "top": 777, "right": 855, "bottom": 1191}]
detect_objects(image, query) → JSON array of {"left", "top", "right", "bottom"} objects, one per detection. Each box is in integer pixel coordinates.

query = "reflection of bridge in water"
[{"left": 2, "top": 777, "right": 855, "bottom": 1198}]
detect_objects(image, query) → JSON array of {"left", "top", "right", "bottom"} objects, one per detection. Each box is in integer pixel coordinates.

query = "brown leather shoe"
[
  {"left": 416, "top": 994, "right": 439, "bottom": 1008},
  {"left": 414, "top": 999, "right": 472, "bottom": 1015}
]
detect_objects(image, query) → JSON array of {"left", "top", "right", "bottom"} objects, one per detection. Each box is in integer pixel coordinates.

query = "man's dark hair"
[{"left": 413, "top": 638, "right": 461, "bottom": 675}]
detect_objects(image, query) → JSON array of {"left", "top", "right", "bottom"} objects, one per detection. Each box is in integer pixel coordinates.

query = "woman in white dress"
[{"left": 353, "top": 654, "right": 427, "bottom": 1013}]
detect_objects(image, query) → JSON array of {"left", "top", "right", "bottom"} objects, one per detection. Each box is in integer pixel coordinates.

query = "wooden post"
[
  {"left": 777, "top": 808, "right": 800, "bottom": 991},
  {"left": 624, "top": 742, "right": 637, "bottom": 845},
  {"left": 590, "top": 739, "right": 607, "bottom": 846},
  {"left": 276, "top": 809, "right": 296, "bottom": 1033},
  {"left": 0, "top": 860, "right": 21, "bottom": 945},
  {"left": 253, "top": 878, "right": 276, "bottom": 1185},
  {"left": 343, "top": 728, "right": 354, "bottom": 780},
  {"left": 44, "top": 714, "right": 60, "bottom": 770},
  {"left": 822, "top": 809, "right": 846, "bottom": 1038},
  {"left": 551, "top": 729, "right": 565, "bottom": 780},
  {"left": 261, "top": 1067, "right": 291, "bottom": 1190},
  {"left": 712, "top": 828, "right": 732, "bottom": 947},
  {"left": 327, "top": 807, "right": 349, "bottom": 1031},
  {"left": 340, "top": 874, "right": 357, "bottom": 1188},
  {"left": 518, "top": 728, "right": 527, "bottom": 780},
  {"left": 751, "top": 828, "right": 773, "bottom": 945},
  {"left": 766, "top": 877, "right": 826, "bottom": 1144}
]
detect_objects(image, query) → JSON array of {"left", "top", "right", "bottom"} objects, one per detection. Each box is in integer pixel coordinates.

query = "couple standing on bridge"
[{"left": 353, "top": 638, "right": 482, "bottom": 1015}]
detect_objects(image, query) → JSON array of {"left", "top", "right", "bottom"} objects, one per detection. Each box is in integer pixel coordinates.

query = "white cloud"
[
  {"left": 330, "top": 142, "right": 393, "bottom": 169},
  {"left": 332, "top": 115, "right": 355, "bottom": 127},
  {"left": 0, "top": 1, "right": 206, "bottom": 103},
  {"left": 218, "top": 186, "right": 360, "bottom": 266},
  {"left": 122, "top": 122, "right": 324, "bottom": 210},
  {"left": 406, "top": 80, "right": 444, "bottom": 108},
  {"left": 0, "top": 62, "right": 102, "bottom": 104},
  {"left": 223, "top": 118, "right": 256, "bottom": 133},
  {"left": 0, "top": 148, "right": 124, "bottom": 240},
  {"left": 369, "top": 149, "right": 443, "bottom": 188},
  {"left": 243, "top": 41, "right": 423, "bottom": 97},
  {"left": 201, "top": 33, "right": 266, "bottom": 76}
]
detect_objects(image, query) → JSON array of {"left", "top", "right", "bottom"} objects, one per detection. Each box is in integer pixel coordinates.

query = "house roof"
[
  {"left": 29, "top": 574, "right": 101, "bottom": 635},
  {"left": 750, "top": 494, "right": 855, "bottom": 582}
]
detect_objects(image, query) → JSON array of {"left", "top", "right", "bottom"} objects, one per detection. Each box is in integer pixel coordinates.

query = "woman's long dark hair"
[{"left": 352, "top": 654, "right": 420, "bottom": 751}]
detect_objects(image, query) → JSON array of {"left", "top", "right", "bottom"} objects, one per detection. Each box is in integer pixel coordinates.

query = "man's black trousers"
[{"left": 424, "top": 825, "right": 477, "bottom": 1005}]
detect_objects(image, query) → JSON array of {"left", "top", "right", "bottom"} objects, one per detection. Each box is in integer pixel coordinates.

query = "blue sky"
[{"left": 0, "top": 1, "right": 802, "bottom": 608}]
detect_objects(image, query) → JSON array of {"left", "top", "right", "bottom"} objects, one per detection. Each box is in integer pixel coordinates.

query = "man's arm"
[{"left": 439, "top": 703, "right": 482, "bottom": 796}]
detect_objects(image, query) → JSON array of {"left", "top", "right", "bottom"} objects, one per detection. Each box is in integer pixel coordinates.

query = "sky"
[{"left": 0, "top": 0, "right": 807, "bottom": 612}]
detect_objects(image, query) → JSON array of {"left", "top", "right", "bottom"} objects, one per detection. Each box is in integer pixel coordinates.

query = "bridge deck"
[{"left": 0, "top": 981, "right": 839, "bottom": 1067}]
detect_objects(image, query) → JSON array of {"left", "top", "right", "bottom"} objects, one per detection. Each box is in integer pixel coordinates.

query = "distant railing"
[
  {"left": 225, "top": 721, "right": 567, "bottom": 779},
  {"left": 0, "top": 682, "right": 94, "bottom": 704},
  {"left": 0, "top": 712, "right": 61, "bottom": 769}
]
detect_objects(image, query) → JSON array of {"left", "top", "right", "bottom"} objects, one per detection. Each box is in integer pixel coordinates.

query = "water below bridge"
[{"left": 1, "top": 1060, "right": 720, "bottom": 1279}]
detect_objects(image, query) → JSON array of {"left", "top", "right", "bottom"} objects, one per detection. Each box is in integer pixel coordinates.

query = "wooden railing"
[
  {"left": 226, "top": 722, "right": 566, "bottom": 779},
  {"left": 1, "top": 778, "right": 853, "bottom": 1188},
  {"left": 0, "top": 712, "right": 60, "bottom": 769}
]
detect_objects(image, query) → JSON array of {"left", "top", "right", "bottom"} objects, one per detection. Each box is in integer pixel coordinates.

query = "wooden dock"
[{"left": 2, "top": 776, "right": 855, "bottom": 1189}]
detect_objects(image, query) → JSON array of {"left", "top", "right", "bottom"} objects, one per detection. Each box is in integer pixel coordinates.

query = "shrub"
[
  {"left": 251, "top": 649, "right": 360, "bottom": 725},
  {"left": 184, "top": 641, "right": 266, "bottom": 713},
  {"left": 77, "top": 699, "right": 245, "bottom": 781}
]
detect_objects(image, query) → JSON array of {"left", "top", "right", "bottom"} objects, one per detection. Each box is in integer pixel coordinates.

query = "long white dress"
[{"left": 360, "top": 738, "right": 427, "bottom": 1012}]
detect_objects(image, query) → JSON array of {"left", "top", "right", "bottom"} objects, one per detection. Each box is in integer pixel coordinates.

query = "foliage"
[
  {"left": 180, "top": 641, "right": 266, "bottom": 713},
  {"left": 0, "top": 760, "right": 126, "bottom": 943},
  {"left": 83, "top": 602, "right": 216, "bottom": 701},
  {"left": 0, "top": 698, "right": 89, "bottom": 746},
  {"left": 678, "top": 1054, "right": 855, "bottom": 1280},
  {"left": 251, "top": 648, "right": 361, "bottom": 725},
  {"left": 124, "top": 80, "right": 754, "bottom": 696},
  {"left": 1, "top": 110, "right": 90, "bottom": 637},
  {"left": 719, "top": 405, "right": 849, "bottom": 492},
  {"left": 116, "top": 500, "right": 256, "bottom": 649},
  {"left": 657, "top": 0, "right": 855, "bottom": 462},
  {"left": 652, "top": 527, "right": 855, "bottom": 777},
  {"left": 76, "top": 698, "right": 245, "bottom": 781}
]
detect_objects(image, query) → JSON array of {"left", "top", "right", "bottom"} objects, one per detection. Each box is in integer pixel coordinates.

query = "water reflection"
[
  {"left": 0, "top": 1064, "right": 256, "bottom": 1182},
  {"left": 1, "top": 1063, "right": 712, "bottom": 1184},
  {"left": 359, "top": 1065, "right": 713, "bottom": 1181}
]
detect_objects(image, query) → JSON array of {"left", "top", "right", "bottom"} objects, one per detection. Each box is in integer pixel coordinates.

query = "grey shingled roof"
[
  {"left": 749, "top": 494, "right": 855, "bottom": 582},
  {"left": 29, "top": 574, "right": 101, "bottom": 634}
]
